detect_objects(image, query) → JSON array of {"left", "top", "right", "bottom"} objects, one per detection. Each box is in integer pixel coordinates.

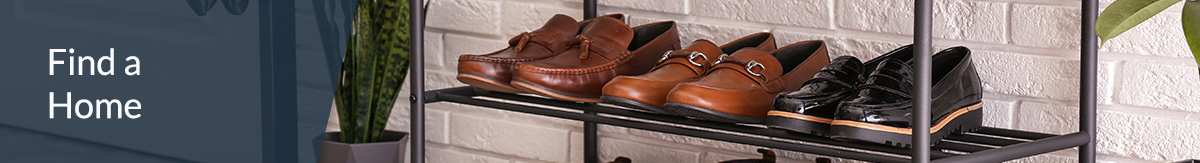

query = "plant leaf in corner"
[
  {"left": 1096, "top": 0, "right": 1181, "bottom": 45},
  {"left": 1184, "top": 0, "right": 1200, "bottom": 76}
]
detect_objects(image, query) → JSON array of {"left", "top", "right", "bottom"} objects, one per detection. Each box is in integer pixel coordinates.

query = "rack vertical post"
[
  {"left": 582, "top": 1, "right": 600, "bottom": 163},
  {"left": 912, "top": 0, "right": 934, "bottom": 162},
  {"left": 1080, "top": 0, "right": 1099, "bottom": 162},
  {"left": 410, "top": 0, "right": 427, "bottom": 162}
]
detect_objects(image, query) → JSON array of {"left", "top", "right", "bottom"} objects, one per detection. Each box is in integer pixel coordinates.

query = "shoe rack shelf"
[{"left": 406, "top": 0, "right": 1099, "bottom": 163}]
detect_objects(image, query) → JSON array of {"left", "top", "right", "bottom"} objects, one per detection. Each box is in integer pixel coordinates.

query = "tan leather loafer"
[
  {"left": 510, "top": 17, "right": 680, "bottom": 102},
  {"left": 456, "top": 14, "right": 623, "bottom": 93},
  {"left": 663, "top": 41, "right": 831, "bottom": 123},
  {"left": 601, "top": 33, "right": 776, "bottom": 114}
]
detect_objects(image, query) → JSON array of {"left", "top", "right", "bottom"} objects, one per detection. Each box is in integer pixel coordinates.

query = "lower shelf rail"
[{"left": 425, "top": 87, "right": 1088, "bottom": 163}]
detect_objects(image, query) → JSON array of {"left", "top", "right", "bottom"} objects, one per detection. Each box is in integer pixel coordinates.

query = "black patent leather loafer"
[
  {"left": 861, "top": 44, "right": 914, "bottom": 78},
  {"left": 766, "top": 56, "right": 864, "bottom": 136},
  {"left": 766, "top": 45, "right": 913, "bottom": 136},
  {"left": 828, "top": 46, "right": 984, "bottom": 148}
]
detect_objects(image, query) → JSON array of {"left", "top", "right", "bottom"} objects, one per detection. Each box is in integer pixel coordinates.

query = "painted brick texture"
[{"left": 326, "top": 0, "right": 1200, "bottom": 162}]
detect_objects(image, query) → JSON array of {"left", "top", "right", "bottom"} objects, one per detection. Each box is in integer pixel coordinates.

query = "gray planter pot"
[{"left": 319, "top": 131, "right": 409, "bottom": 163}]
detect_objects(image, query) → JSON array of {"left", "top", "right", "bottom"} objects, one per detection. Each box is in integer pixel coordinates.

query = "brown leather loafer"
[
  {"left": 601, "top": 33, "right": 776, "bottom": 114},
  {"left": 456, "top": 14, "right": 623, "bottom": 93},
  {"left": 510, "top": 17, "right": 679, "bottom": 102},
  {"left": 663, "top": 41, "right": 830, "bottom": 123}
]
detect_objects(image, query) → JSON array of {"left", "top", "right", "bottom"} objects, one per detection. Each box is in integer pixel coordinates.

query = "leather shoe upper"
[
  {"left": 666, "top": 41, "right": 831, "bottom": 118},
  {"left": 511, "top": 17, "right": 680, "bottom": 102},
  {"left": 835, "top": 46, "right": 983, "bottom": 128},
  {"left": 770, "top": 45, "right": 913, "bottom": 120},
  {"left": 602, "top": 33, "right": 776, "bottom": 108},
  {"left": 457, "top": 14, "right": 622, "bottom": 92},
  {"left": 771, "top": 56, "right": 865, "bottom": 119}
]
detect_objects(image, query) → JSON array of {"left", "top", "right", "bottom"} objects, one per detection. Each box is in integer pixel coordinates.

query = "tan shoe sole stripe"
[
  {"left": 767, "top": 111, "right": 834, "bottom": 124},
  {"left": 456, "top": 73, "right": 523, "bottom": 93},
  {"left": 511, "top": 81, "right": 603, "bottom": 102},
  {"left": 830, "top": 103, "right": 983, "bottom": 135}
]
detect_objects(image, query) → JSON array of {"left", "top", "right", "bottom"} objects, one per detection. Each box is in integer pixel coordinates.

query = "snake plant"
[{"left": 334, "top": 0, "right": 411, "bottom": 144}]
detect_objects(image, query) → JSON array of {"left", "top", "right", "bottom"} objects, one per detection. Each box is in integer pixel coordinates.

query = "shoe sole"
[
  {"left": 828, "top": 103, "right": 983, "bottom": 148},
  {"left": 456, "top": 73, "right": 523, "bottom": 93},
  {"left": 601, "top": 95, "right": 675, "bottom": 115},
  {"left": 510, "top": 79, "right": 602, "bottom": 102},
  {"left": 765, "top": 111, "right": 833, "bottom": 136},
  {"left": 662, "top": 102, "right": 765, "bottom": 124}
]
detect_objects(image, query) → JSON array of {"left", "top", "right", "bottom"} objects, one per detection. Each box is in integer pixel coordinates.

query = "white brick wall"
[{"left": 327, "top": 0, "right": 1200, "bottom": 162}]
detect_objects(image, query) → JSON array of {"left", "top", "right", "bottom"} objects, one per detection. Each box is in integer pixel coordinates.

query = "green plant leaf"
[
  {"left": 1097, "top": 0, "right": 1181, "bottom": 45},
  {"left": 1184, "top": 1, "right": 1200, "bottom": 71},
  {"left": 335, "top": 0, "right": 411, "bottom": 144}
]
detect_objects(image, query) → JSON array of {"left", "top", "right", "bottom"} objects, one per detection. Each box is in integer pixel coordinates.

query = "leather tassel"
[
  {"left": 515, "top": 33, "right": 531, "bottom": 52},
  {"left": 578, "top": 36, "right": 592, "bottom": 60}
]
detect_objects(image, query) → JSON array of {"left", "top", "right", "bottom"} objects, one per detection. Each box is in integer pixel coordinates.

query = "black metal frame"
[{"left": 407, "top": 0, "right": 1098, "bottom": 162}]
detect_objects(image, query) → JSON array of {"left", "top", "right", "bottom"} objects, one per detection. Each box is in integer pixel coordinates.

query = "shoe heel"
[
  {"left": 954, "top": 106, "right": 984, "bottom": 133},
  {"left": 932, "top": 104, "right": 984, "bottom": 145}
]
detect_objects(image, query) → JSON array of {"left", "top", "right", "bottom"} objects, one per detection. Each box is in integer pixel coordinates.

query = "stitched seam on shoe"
[
  {"left": 459, "top": 55, "right": 544, "bottom": 63},
  {"left": 514, "top": 51, "right": 635, "bottom": 74}
]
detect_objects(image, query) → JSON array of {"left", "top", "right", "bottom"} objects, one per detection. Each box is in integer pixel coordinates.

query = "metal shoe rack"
[{"left": 406, "top": 0, "right": 1099, "bottom": 162}]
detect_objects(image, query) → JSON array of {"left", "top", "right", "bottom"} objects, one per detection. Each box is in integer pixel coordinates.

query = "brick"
[
  {"left": 609, "top": 16, "right": 737, "bottom": 47},
  {"left": 691, "top": 0, "right": 831, "bottom": 28},
  {"left": 625, "top": 15, "right": 670, "bottom": 27},
  {"left": 982, "top": 99, "right": 1016, "bottom": 128},
  {"left": 1011, "top": 4, "right": 1080, "bottom": 49},
  {"left": 443, "top": 33, "right": 508, "bottom": 67},
  {"left": 599, "top": 125, "right": 628, "bottom": 134},
  {"left": 423, "top": 32, "right": 446, "bottom": 69},
  {"left": 1009, "top": 152, "right": 1079, "bottom": 163},
  {"left": 600, "top": 0, "right": 687, "bottom": 14},
  {"left": 432, "top": 102, "right": 582, "bottom": 130},
  {"left": 701, "top": 152, "right": 758, "bottom": 163},
  {"left": 837, "top": 0, "right": 1007, "bottom": 43},
  {"left": 427, "top": 147, "right": 509, "bottom": 163},
  {"left": 425, "top": 109, "right": 452, "bottom": 144},
  {"left": 1100, "top": 61, "right": 1116, "bottom": 105},
  {"left": 428, "top": 71, "right": 469, "bottom": 90},
  {"left": 675, "top": 22, "right": 769, "bottom": 48},
  {"left": 772, "top": 30, "right": 905, "bottom": 60},
  {"left": 570, "top": 132, "right": 584, "bottom": 163},
  {"left": 1098, "top": 110, "right": 1200, "bottom": 161},
  {"left": 394, "top": 71, "right": 466, "bottom": 93},
  {"left": 501, "top": 2, "right": 584, "bottom": 37},
  {"left": 930, "top": 1, "right": 1007, "bottom": 43},
  {"left": 1014, "top": 102, "right": 1079, "bottom": 135},
  {"left": 427, "top": 0, "right": 502, "bottom": 35},
  {"left": 972, "top": 51, "right": 1114, "bottom": 102},
  {"left": 1099, "top": 13, "right": 1191, "bottom": 58},
  {"left": 599, "top": 138, "right": 701, "bottom": 163},
  {"left": 628, "top": 128, "right": 762, "bottom": 153},
  {"left": 450, "top": 113, "right": 570, "bottom": 162},
  {"left": 767, "top": 148, "right": 812, "bottom": 161},
  {"left": 1117, "top": 62, "right": 1200, "bottom": 112}
]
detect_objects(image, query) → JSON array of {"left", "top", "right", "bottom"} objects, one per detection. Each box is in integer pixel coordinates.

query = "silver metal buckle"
[
  {"left": 659, "top": 51, "right": 672, "bottom": 63},
  {"left": 686, "top": 51, "right": 707, "bottom": 67},
  {"left": 659, "top": 51, "right": 709, "bottom": 67},
  {"left": 746, "top": 61, "right": 765, "bottom": 77},
  {"left": 712, "top": 54, "right": 729, "bottom": 65}
]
